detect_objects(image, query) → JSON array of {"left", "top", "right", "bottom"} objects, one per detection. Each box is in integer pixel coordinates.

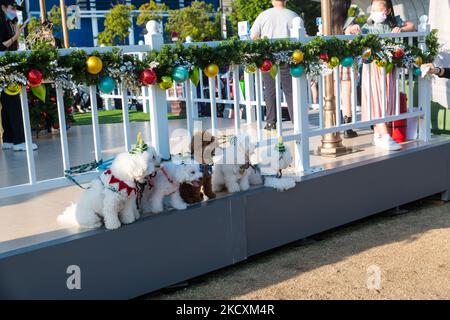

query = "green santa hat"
[
  {"left": 130, "top": 132, "right": 149, "bottom": 154},
  {"left": 275, "top": 137, "right": 286, "bottom": 153}
]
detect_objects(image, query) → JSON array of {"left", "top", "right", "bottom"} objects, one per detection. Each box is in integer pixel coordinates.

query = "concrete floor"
[{"left": 1, "top": 112, "right": 448, "bottom": 254}]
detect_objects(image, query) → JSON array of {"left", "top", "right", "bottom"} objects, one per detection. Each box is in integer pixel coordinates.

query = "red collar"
[
  {"left": 104, "top": 170, "right": 136, "bottom": 196},
  {"left": 160, "top": 167, "right": 177, "bottom": 185}
]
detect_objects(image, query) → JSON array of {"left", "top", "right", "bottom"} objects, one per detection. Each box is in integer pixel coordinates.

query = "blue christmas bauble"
[
  {"left": 341, "top": 56, "right": 354, "bottom": 68},
  {"left": 414, "top": 68, "right": 422, "bottom": 76},
  {"left": 172, "top": 66, "right": 189, "bottom": 83},
  {"left": 98, "top": 76, "right": 116, "bottom": 94},
  {"left": 290, "top": 65, "right": 305, "bottom": 78}
]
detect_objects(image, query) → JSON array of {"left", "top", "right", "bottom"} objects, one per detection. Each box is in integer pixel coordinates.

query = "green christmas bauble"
[
  {"left": 98, "top": 76, "right": 116, "bottom": 94},
  {"left": 189, "top": 68, "right": 200, "bottom": 86},
  {"left": 172, "top": 66, "right": 189, "bottom": 83},
  {"left": 385, "top": 62, "right": 394, "bottom": 74},
  {"left": 341, "top": 57, "right": 354, "bottom": 68},
  {"left": 159, "top": 76, "right": 174, "bottom": 90},
  {"left": 414, "top": 68, "right": 422, "bottom": 76},
  {"left": 290, "top": 65, "right": 305, "bottom": 78},
  {"left": 245, "top": 64, "right": 257, "bottom": 74},
  {"left": 329, "top": 56, "right": 340, "bottom": 68}
]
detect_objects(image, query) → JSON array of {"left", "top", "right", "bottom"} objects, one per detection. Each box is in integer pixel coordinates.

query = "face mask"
[
  {"left": 370, "top": 11, "right": 387, "bottom": 24},
  {"left": 5, "top": 9, "right": 17, "bottom": 21}
]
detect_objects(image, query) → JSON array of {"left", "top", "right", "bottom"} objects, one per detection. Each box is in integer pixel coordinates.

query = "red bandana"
[{"left": 104, "top": 170, "right": 136, "bottom": 196}]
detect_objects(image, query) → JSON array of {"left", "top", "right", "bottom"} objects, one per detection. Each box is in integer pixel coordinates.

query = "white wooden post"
[
  {"left": 121, "top": 84, "right": 131, "bottom": 151},
  {"left": 19, "top": 87, "right": 37, "bottom": 184},
  {"left": 244, "top": 72, "right": 256, "bottom": 124},
  {"left": 145, "top": 21, "right": 170, "bottom": 159},
  {"left": 138, "top": 40, "right": 150, "bottom": 114},
  {"left": 418, "top": 15, "right": 432, "bottom": 142},
  {"left": 90, "top": 0, "right": 99, "bottom": 46},
  {"left": 55, "top": 85, "right": 70, "bottom": 171},
  {"left": 290, "top": 17, "right": 311, "bottom": 173},
  {"left": 89, "top": 85, "right": 102, "bottom": 162}
]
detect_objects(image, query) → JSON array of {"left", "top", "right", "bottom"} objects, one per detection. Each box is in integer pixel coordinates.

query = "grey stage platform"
[{"left": 1, "top": 131, "right": 449, "bottom": 299}]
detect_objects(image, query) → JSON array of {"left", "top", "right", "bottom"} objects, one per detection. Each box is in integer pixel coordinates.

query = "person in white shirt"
[{"left": 250, "top": 0, "right": 301, "bottom": 130}]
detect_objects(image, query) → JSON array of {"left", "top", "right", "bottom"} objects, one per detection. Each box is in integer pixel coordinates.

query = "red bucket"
[{"left": 388, "top": 93, "right": 407, "bottom": 143}]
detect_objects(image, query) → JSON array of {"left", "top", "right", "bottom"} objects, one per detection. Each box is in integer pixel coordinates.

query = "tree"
[
  {"left": 229, "top": 0, "right": 272, "bottom": 33},
  {"left": 48, "top": 5, "right": 63, "bottom": 32},
  {"left": 287, "top": 0, "right": 321, "bottom": 35},
  {"left": 136, "top": 0, "right": 168, "bottom": 26},
  {"left": 98, "top": 4, "right": 135, "bottom": 46},
  {"left": 165, "top": 1, "right": 220, "bottom": 42}
]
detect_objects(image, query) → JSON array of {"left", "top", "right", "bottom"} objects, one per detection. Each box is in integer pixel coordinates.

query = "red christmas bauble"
[
  {"left": 320, "top": 53, "right": 329, "bottom": 62},
  {"left": 140, "top": 68, "right": 157, "bottom": 86},
  {"left": 66, "top": 107, "right": 73, "bottom": 114},
  {"left": 28, "top": 69, "right": 43, "bottom": 87},
  {"left": 53, "top": 124, "right": 60, "bottom": 130},
  {"left": 393, "top": 48, "right": 405, "bottom": 59},
  {"left": 259, "top": 60, "right": 273, "bottom": 73}
]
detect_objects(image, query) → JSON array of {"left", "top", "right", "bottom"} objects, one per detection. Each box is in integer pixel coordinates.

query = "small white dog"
[
  {"left": 212, "top": 135, "right": 256, "bottom": 193},
  {"left": 264, "top": 138, "right": 295, "bottom": 191},
  {"left": 142, "top": 159, "right": 203, "bottom": 213},
  {"left": 59, "top": 136, "right": 160, "bottom": 230}
]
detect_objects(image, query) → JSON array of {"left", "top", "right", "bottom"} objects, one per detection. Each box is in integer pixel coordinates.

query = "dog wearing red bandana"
[{"left": 59, "top": 135, "right": 160, "bottom": 230}]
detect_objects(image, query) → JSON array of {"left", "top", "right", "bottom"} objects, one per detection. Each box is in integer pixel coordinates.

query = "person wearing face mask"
[
  {"left": 0, "top": 0, "right": 37, "bottom": 151},
  {"left": 356, "top": 0, "right": 415, "bottom": 151}
]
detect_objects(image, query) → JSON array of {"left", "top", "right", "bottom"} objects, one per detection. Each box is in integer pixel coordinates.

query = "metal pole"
[
  {"left": 60, "top": 0, "right": 69, "bottom": 48},
  {"left": 39, "top": 0, "right": 47, "bottom": 23},
  {"left": 318, "top": 0, "right": 347, "bottom": 156}
]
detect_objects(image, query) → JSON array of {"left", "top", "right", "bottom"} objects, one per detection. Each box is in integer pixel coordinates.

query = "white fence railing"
[{"left": 0, "top": 17, "right": 433, "bottom": 199}]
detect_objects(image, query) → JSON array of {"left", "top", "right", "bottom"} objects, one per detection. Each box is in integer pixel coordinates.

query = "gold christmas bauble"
[
  {"left": 86, "top": 56, "right": 103, "bottom": 75},
  {"left": 4, "top": 83, "right": 22, "bottom": 96},
  {"left": 204, "top": 63, "right": 219, "bottom": 78},
  {"left": 292, "top": 50, "right": 304, "bottom": 64}
]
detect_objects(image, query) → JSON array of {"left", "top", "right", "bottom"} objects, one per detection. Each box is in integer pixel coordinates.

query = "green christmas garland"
[{"left": 0, "top": 30, "right": 441, "bottom": 92}]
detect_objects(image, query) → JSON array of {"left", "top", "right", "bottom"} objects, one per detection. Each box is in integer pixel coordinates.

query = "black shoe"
[
  {"left": 264, "top": 123, "right": 276, "bottom": 131},
  {"left": 343, "top": 116, "right": 358, "bottom": 139}
]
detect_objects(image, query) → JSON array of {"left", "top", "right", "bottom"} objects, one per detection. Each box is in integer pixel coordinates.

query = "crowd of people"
[{"left": 250, "top": 0, "right": 448, "bottom": 151}]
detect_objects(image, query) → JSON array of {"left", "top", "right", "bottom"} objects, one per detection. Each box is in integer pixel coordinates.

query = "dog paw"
[
  {"left": 120, "top": 215, "right": 136, "bottom": 225},
  {"left": 227, "top": 184, "right": 241, "bottom": 193},
  {"left": 172, "top": 202, "right": 188, "bottom": 210},
  {"left": 104, "top": 219, "right": 121, "bottom": 230}
]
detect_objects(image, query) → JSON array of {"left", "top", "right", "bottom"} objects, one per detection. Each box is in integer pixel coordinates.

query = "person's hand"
[
  {"left": 422, "top": 63, "right": 439, "bottom": 75},
  {"left": 346, "top": 24, "right": 361, "bottom": 35},
  {"left": 392, "top": 27, "right": 403, "bottom": 33},
  {"left": 13, "top": 24, "right": 25, "bottom": 40}
]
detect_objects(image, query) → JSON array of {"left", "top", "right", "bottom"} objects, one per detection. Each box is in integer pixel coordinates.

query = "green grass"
[{"left": 72, "top": 110, "right": 185, "bottom": 126}]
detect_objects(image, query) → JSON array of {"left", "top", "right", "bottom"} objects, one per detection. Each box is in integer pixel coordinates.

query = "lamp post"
[
  {"left": 318, "top": 0, "right": 347, "bottom": 156},
  {"left": 60, "top": 0, "right": 69, "bottom": 48},
  {"left": 39, "top": 0, "right": 47, "bottom": 23}
]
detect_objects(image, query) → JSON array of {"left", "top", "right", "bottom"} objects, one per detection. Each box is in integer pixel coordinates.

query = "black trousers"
[
  {"left": 262, "top": 65, "right": 294, "bottom": 124},
  {"left": 1, "top": 92, "right": 25, "bottom": 145}
]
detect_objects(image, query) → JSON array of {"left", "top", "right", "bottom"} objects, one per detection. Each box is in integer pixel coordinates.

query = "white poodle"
[
  {"left": 142, "top": 160, "right": 203, "bottom": 213},
  {"left": 212, "top": 135, "right": 256, "bottom": 193},
  {"left": 58, "top": 146, "right": 160, "bottom": 230},
  {"left": 264, "top": 138, "right": 295, "bottom": 191}
]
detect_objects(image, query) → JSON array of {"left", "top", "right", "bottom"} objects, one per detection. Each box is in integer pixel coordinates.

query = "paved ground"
[{"left": 146, "top": 197, "right": 450, "bottom": 300}]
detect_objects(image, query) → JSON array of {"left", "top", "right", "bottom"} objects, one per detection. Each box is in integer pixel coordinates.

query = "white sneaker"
[
  {"left": 13, "top": 143, "right": 38, "bottom": 152},
  {"left": 373, "top": 134, "right": 401, "bottom": 151},
  {"left": 1, "top": 142, "right": 13, "bottom": 150}
]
